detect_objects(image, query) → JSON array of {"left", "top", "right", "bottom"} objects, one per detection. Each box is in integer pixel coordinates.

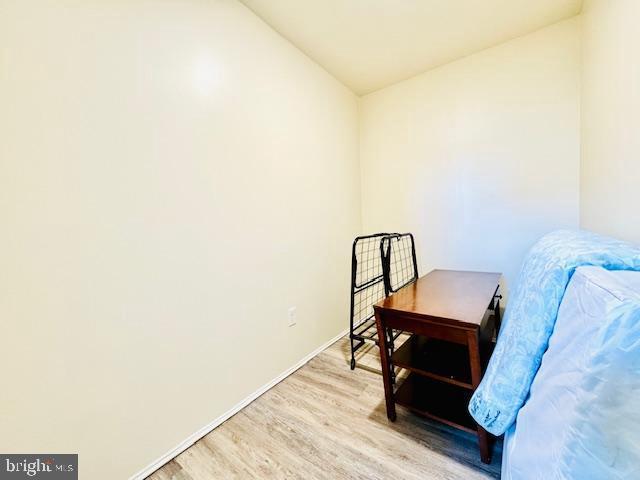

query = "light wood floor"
[{"left": 149, "top": 335, "right": 502, "bottom": 479}]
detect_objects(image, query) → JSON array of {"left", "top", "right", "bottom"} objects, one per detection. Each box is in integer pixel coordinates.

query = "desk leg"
[
  {"left": 468, "top": 330, "right": 491, "bottom": 464},
  {"left": 494, "top": 298, "right": 502, "bottom": 334},
  {"left": 374, "top": 309, "right": 396, "bottom": 422}
]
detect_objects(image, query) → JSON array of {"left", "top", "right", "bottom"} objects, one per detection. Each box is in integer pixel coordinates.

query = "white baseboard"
[{"left": 130, "top": 328, "right": 349, "bottom": 480}]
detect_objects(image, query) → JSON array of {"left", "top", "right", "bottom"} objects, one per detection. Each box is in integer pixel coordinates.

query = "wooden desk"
[{"left": 373, "top": 269, "right": 501, "bottom": 464}]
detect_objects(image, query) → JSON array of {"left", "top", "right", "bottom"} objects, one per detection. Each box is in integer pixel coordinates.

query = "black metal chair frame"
[{"left": 349, "top": 233, "right": 419, "bottom": 371}]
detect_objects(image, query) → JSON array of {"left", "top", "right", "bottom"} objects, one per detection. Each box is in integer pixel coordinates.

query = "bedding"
[
  {"left": 502, "top": 267, "right": 640, "bottom": 479},
  {"left": 469, "top": 230, "right": 640, "bottom": 435}
]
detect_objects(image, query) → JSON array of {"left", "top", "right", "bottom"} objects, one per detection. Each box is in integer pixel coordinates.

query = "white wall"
[
  {"left": 360, "top": 18, "right": 581, "bottom": 294},
  {"left": 580, "top": 0, "right": 640, "bottom": 244},
  {"left": 0, "top": 1, "right": 360, "bottom": 478}
]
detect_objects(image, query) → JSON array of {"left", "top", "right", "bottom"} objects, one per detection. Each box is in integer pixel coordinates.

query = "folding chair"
[{"left": 349, "top": 233, "right": 418, "bottom": 372}]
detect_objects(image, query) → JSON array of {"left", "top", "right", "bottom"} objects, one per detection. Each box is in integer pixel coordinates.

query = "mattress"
[{"left": 502, "top": 266, "right": 640, "bottom": 479}]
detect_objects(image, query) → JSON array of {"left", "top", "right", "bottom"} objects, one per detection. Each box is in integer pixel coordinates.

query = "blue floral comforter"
[{"left": 469, "top": 230, "right": 640, "bottom": 435}]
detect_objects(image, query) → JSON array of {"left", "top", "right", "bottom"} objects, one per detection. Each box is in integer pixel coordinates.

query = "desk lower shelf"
[
  {"left": 391, "top": 330, "right": 497, "bottom": 434},
  {"left": 394, "top": 373, "right": 476, "bottom": 433}
]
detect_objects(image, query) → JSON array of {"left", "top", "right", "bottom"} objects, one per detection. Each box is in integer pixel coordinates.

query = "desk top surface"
[{"left": 375, "top": 269, "right": 501, "bottom": 327}]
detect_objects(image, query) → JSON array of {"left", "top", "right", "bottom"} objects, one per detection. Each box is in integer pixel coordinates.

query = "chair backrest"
[
  {"left": 382, "top": 233, "right": 419, "bottom": 294},
  {"left": 350, "top": 233, "right": 389, "bottom": 326},
  {"left": 350, "top": 233, "right": 418, "bottom": 327}
]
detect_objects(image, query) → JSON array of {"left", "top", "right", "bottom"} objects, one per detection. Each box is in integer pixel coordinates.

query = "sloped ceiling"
[{"left": 239, "top": 0, "right": 583, "bottom": 95}]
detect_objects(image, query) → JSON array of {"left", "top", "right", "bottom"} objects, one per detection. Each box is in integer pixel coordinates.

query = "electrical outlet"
[{"left": 287, "top": 306, "right": 297, "bottom": 327}]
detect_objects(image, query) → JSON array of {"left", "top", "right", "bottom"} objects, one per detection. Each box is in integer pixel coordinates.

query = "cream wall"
[
  {"left": 0, "top": 1, "right": 360, "bottom": 478},
  {"left": 580, "top": 0, "right": 640, "bottom": 244},
  {"left": 359, "top": 18, "right": 581, "bottom": 294}
]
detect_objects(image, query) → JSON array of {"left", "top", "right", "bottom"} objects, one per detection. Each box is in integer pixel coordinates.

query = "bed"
[
  {"left": 502, "top": 266, "right": 640, "bottom": 479},
  {"left": 467, "top": 230, "right": 640, "bottom": 479}
]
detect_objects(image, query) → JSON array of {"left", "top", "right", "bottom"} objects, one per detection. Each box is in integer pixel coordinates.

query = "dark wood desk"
[{"left": 373, "top": 269, "right": 501, "bottom": 464}]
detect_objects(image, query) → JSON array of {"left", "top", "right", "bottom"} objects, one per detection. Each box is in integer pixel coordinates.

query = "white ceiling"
[{"left": 239, "top": 0, "right": 583, "bottom": 95}]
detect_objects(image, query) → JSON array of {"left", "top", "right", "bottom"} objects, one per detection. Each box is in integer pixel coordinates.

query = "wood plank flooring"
[{"left": 148, "top": 335, "right": 501, "bottom": 479}]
